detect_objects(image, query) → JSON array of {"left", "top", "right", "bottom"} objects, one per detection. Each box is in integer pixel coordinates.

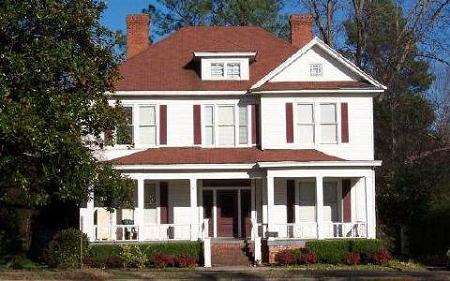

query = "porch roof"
[{"left": 111, "top": 147, "right": 342, "bottom": 165}]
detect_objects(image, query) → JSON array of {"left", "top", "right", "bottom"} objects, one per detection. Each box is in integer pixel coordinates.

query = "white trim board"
[{"left": 251, "top": 37, "right": 387, "bottom": 90}]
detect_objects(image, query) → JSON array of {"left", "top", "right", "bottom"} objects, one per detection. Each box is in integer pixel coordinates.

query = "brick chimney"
[
  {"left": 289, "top": 14, "right": 313, "bottom": 48},
  {"left": 126, "top": 14, "right": 150, "bottom": 59}
]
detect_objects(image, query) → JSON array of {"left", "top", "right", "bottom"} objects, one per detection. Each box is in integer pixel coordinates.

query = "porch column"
[
  {"left": 267, "top": 175, "right": 275, "bottom": 232},
  {"left": 137, "top": 179, "right": 145, "bottom": 241},
  {"left": 83, "top": 192, "right": 95, "bottom": 242},
  {"left": 365, "top": 171, "right": 376, "bottom": 238},
  {"left": 190, "top": 178, "right": 198, "bottom": 241},
  {"left": 315, "top": 176, "right": 324, "bottom": 239}
]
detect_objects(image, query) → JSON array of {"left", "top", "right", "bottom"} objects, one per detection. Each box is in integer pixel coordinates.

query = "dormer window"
[
  {"left": 226, "top": 63, "right": 241, "bottom": 78},
  {"left": 211, "top": 63, "right": 225, "bottom": 78},
  {"left": 310, "top": 64, "right": 323, "bottom": 77},
  {"left": 194, "top": 52, "right": 255, "bottom": 81}
]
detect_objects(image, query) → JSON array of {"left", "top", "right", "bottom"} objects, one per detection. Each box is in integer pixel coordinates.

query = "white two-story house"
[{"left": 80, "top": 13, "right": 385, "bottom": 265}]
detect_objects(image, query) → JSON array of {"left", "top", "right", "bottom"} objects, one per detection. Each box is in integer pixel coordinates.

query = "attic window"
[
  {"left": 211, "top": 63, "right": 224, "bottom": 78},
  {"left": 227, "top": 63, "right": 241, "bottom": 78},
  {"left": 310, "top": 64, "right": 323, "bottom": 77}
]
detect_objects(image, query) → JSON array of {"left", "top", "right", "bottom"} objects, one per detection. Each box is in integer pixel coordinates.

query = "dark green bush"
[
  {"left": 45, "top": 228, "right": 89, "bottom": 268},
  {"left": 87, "top": 241, "right": 202, "bottom": 267},
  {"left": 306, "top": 239, "right": 383, "bottom": 264},
  {"left": 306, "top": 240, "right": 349, "bottom": 264}
]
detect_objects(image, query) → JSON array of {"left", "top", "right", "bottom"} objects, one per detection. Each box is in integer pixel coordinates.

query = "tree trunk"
[{"left": 16, "top": 208, "right": 36, "bottom": 254}]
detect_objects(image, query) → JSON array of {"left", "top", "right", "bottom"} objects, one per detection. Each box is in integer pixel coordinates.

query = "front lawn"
[{"left": 0, "top": 260, "right": 429, "bottom": 280}]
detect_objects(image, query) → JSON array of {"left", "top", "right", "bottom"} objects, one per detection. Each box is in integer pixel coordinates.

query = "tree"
[
  {"left": 144, "top": 0, "right": 288, "bottom": 38},
  {"left": 0, "top": 0, "right": 134, "bottom": 256}
]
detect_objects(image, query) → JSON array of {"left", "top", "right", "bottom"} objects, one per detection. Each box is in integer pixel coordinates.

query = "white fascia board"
[
  {"left": 114, "top": 163, "right": 256, "bottom": 170},
  {"left": 251, "top": 37, "right": 387, "bottom": 90},
  {"left": 257, "top": 160, "right": 382, "bottom": 168},
  {"left": 193, "top": 52, "right": 257, "bottom": 58},
  {"left": 108, "top": 91, "right": 248, "bottom": 96},
  {"left": 252, "top": 89, "right": 384, "bottom": 94}
]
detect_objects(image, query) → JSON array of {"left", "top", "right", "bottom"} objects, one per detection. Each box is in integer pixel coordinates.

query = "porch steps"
[{"left": 211, "top": 239, "right": 254, "bottom": 266}]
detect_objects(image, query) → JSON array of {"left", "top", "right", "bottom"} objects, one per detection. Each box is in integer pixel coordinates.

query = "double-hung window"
[
  {"left": 218, "top": 106, "right": 235, "bottom": 146},
  {"left": 320, "top": 103, "right": 337, "bottom": 143},
  {"left": 143, "top": 180, "right": 157, "bottom": 224},
  {"left": 239, "top": 106, "right": 248, "bottom": 144},
  {"left": 227, "top": 63, "right": 241, "bottom": 78},
  {"left": 138, "top": 105, "right": 157, "bottom": 145},
  {"left": 296, "top": 104, "right": 315, "bottom": 144},
  {"left": 117, "top": 106, "right": 134, "bottom": 145},
  {"left": 203, "top": 106, "right": 215, "bottom": 145},
  {"left": 211, "top": 63, "right": 224, "bottom": 78}
]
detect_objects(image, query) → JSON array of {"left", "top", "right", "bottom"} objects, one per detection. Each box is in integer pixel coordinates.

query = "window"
[
  {"left": 298, "top": 181, "right": 316, "bottom": 222},
  {"left": 323, "top": 181, "right": 338, "bottom": 222},
  {"left": 204, "top": 106, "right": 214, "bottom": 145},
  {"left": 138, "top": 106, "right": 157, "bottom": 145},
  {"left": 239, "top": 106, "right": 248, "bottom": 144},
  {"left": 296, "top": 104, "right": 315, "bottom": 144},
  {"left": 227, "top": 63, "right": 241, "bottom": 78},
  {"left": 320, "top": 103, "right": 337, "bottom": 143},
  {"left": 211, "top": 63, "right": 224, "bottom": 78},
  {"left": 117, "top": 106, "right": 133, "bottom": 145},
  {"left": 218, "top": 106, "right": 235, "bottom": 146},
  {"left": 310, "top": 64, "right": 323, "bottom": 77},
  {"left": 143, "top": 180, "right": 157, "bottom": 224}
]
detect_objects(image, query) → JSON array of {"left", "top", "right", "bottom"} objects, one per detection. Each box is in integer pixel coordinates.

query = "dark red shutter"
[
  {"left": 287, "top": 180, "right": 295, "bottom": 223},
  {"left": 160, "top": 182, "right": 168, "bottom": 224},
  {"left": 342, "top": 179, "right": 351, "bottom": 223},
  {"left": 251, "top": 104, "right": 260, "bottom": 145},
  {"left": 193, "top": 105, "right": 201, "bottom": 145},
  {"left": 286, "top": 103, "right": 294, "bottom": 143},
  {"left": 341, "top": 102, "right": 349, "bottom": 143},
  {"left": 159, "top": 105, "right": 167, "bottom": 145}
]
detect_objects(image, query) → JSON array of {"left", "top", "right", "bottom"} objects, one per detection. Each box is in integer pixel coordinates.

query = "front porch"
[{"left": 80, "top": 166, "right": 376, "bottom": 243}]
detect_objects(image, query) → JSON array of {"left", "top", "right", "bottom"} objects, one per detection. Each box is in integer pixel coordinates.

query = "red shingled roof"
[
  {"left": 112, "top": 147, "right": 343, "bottom": 165},
  {"left": 254, "top": 81, "right": 375, "bottom": 91},
  {"left": 115, "top": 26, "right": 298, "bottom": 91}
]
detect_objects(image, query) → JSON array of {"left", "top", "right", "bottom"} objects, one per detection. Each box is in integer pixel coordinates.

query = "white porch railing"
[
  {"left": 93, "top": 219, "right": 210, "bottom": 242},
  {"left": 253, "top": 222, "right": 367, "bottom": 239},
  {"left": 323, "top": 222, "right": 367, "bottom": 238}
]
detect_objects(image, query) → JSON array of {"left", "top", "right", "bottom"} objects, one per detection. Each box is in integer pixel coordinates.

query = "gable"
[
  {"left": 252, "top": 37, "right": 386, "bottom": 91},
  {"left": 270, "top": 45, "right": 359, "bottom": 82}
]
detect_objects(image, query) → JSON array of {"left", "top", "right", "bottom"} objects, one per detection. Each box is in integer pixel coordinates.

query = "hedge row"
[
  {"left": 89, "top": 241, "right": 202, "bottom": 264},
  {"left": 305, "top": 239, "right": 384, "bottom": 264}
]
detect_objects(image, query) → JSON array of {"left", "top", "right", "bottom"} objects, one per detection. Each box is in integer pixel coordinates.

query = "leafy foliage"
[
  {"left": 0, "top": 0, "right": 135, "bottom": 255},
  {"left": 45, "top": 228, "right": 89, "bottom": 269},
  {"left": 120, "top": 244, "right": 147, "bottom": 268},
  {"left": 143, "top": 0, "right": 288, "bottom": 39}
]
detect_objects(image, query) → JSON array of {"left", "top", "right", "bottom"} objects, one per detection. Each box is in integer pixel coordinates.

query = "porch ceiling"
[{"left": 110, "top": 147, "right": 342, "bottom": 166}]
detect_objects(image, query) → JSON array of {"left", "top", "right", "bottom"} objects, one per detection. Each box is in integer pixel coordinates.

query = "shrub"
[
  {"left": 275, "top": 250, "right": 296, "bottom": 265},
  {"left": 175, "top": 254, "right": 196, "bottom": 267},
  {"left": 373, "top": 249, "right": 392, "bottom": 265},
  {"left": 306, "top": 240, "right": 348, "bottom": 264},
  {"left": 306, "top": 239, "right": 383, "bottom": 265},
  {"left": 141, "top": 242, "right": 202, "bottom": 261},
  {"left": 346, "top": 252, "right": 361, "bottom": 265},
  {"left": 151, "top": 253, "right": 176, "bottom": 268},
  {"left": 350, "top": 239, "right": 383, "bottom": 263},
  {"left": 120, "top": 245, "right": 146, "bottom": 268},
  {"left": 105, "top": 255, "right": 125, "bottom": 268},
  {"left": 45, "top": 228, "right": 89, "bottom": 268},
  {"left": 302, "top": 251, "right": 318, "bottom": 264}
]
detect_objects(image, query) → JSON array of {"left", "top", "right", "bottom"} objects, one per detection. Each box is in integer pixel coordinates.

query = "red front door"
[{"left": 217, "top": 190, "right": 238, "bottom": 237}]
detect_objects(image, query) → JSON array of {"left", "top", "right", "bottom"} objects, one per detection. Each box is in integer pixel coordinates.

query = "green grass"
[{"left": 0, "top": 260, "right": 428, "bottom": 280}]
